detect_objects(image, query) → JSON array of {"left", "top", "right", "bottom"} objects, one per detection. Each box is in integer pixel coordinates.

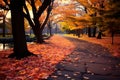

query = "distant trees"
[
  {"left": 75, "top": 0, "right": 120, "bottom": 39},
  {"left": 50, "top": 0, "right": 85, "bottom": 37},
  {"left": 53, "top": 0, "right": 120, "bottom": 40},
  {"left": 73, "top": 0, "right": 101, "bottom": 38}
]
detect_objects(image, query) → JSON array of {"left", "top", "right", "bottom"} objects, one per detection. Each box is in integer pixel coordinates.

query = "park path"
[{"left": 47, "top": 36, "right": 120, "bottom": 80}]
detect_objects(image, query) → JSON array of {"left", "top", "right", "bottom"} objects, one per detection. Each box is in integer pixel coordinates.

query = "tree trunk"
[
  {"left": 111, "top": 31, "right": 114, "bottom": 45},
  {"left": 49, "top": 26, "right": 52, "bottom": 36},
  {"left": 32, "top": 24, "right": 44, "bottom": 43},
  {"left": 39, "top": 30, "right": 44, "bottom": 43},
  {"left": 48, "top": 21, "right": 52, "bottom": 36},
  {"left": 88, "top": 27, "right": 92, "bottom": 37},
  {"left": 93, "top": 27, "right": 96, "bottom": 37},
  {"left": 77, "top": 29, "right": 80, "bottom": 38},
  {"left": 97, "top": 31, "right": 102, "bottom": 39},
  {"left": 55, "top": 24, "right": 58, "bottom": 34},
  {"left": 9, "top": 0, "right": 34, "bottom": 59}
]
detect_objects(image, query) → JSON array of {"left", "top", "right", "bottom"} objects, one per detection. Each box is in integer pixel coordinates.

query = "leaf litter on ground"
[
  {"left": 0, "top": 35, "right": 75, "bottom": 80},
  {"left": 66, "top": 34, "right": 120, "bottom": 57}
]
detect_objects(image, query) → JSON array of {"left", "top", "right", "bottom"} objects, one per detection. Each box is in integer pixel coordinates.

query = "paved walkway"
[{"left": 47, "top": 36, "right": 120, "bottom": 80}]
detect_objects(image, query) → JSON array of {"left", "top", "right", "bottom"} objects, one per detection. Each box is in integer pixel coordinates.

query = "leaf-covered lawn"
[{"left": 0, "top": 35, "right": 75, "bottom": 80}]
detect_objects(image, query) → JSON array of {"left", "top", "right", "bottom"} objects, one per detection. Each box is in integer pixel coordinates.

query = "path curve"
[{"left": 47, "top": 36, "right": 120, "bottom": 80}]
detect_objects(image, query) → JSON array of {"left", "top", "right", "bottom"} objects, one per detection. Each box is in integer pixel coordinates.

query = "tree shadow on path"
[{"left": 47, "top": 36, "right": 120, "bottom": 80}]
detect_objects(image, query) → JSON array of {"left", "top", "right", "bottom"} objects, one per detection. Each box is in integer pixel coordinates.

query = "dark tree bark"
[
  {"left": 92, "top": 27, "right": 96, "bottom": 37},
  {"left": 88, "top": 27, "right": 92, "bottom": 37},
  {"left": 8, "top": 0, "right": 34, "bottom": 59},
  {"left": 111, "top": 31, "right": 114, "bottom": 45},
  {"left": 77, "top": 29, "right": 81, "bottom": 38},
  {"left": 48, "top": 20, "right": 52, "bottom": 36},
  {"left": 97, "top": 31, "right": 102, "bottom": 39},
  {"left": 24, "top": 0, "right": 53, "bottom": 43}
]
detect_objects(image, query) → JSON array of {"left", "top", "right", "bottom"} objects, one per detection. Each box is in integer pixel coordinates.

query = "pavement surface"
[{"left": 47, "top": 36, "right": 120, "bottom": 80}]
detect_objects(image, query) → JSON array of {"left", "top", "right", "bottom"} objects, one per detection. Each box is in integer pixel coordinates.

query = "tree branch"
[
  {"left": 24, "top": 13, "right": 35, "bottom": 27},
  {"left": 40, "top": 0, "right": 54, "bottom": 30},
  {"left": 24, "top": 3, "right": 35, "bottom": 27},
  {"left": 31, "top": 0, "right": 37, "bottom": 18},
  {"left": 37, "top": 0, "right": 51, "bottom": 18}
]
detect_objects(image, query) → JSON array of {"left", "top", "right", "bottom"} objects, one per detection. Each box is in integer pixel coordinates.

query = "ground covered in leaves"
[
  {"left": 0, "top": 35, "right": 75, "bottom": 80},
  {"left": 80, "top": 36, "right": 120, "bottom": 57},
  {"left": 66, "top": 34, "right": 120, "bottom": 57},
  {"left": 0, "top": 34, "right": 119, "bottom": 80}
]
